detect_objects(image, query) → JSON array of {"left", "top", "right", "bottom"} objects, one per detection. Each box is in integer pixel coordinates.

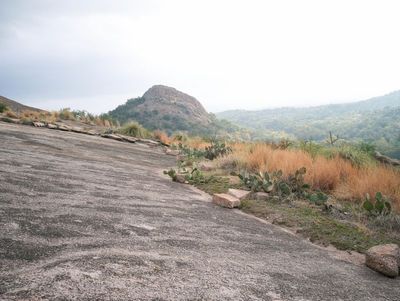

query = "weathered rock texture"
[
  {"left": 1, "top": 122, "right": 400, "bottom": 300},
  {"left": 366, "top": 244, "right": 400, "bottom": 277},
  {"left": 212, "top": 193, "right": 241, "bottom": 208}
]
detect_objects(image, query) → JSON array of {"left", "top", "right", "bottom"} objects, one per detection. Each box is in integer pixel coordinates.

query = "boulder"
[
  {"left": 32, "top": 121, "right": 45, "bottom": 127},
  {"left": 47, "top": 123, "right": 58, "bottom": 129},
  {"left": 227, "top": 188, "right": 251, "bottom": 200},
  {"left": 252, "top": 192, "right": 270, "bottom": 201},
  {"left": 57, "top": 124, "right": 72, "bottom": 131},
  {"left": 175, "top": 174, "right": 188, "bottom": 184},
  {"left": 165, "top": 149, "right": 180, "bottom": 156},
  {"left": 366, "top": 244, "right": 400, "bottom": 277},
  {"left": 70, "top": 126, "right": 85, "bottom": 134},
  {"left": 212, "top": 193, "right": 240, "bottom": 209}
]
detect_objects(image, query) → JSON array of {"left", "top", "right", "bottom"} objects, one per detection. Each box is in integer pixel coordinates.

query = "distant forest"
[{"left": 217, "top": 91, "right": 400, "bottom": 159}]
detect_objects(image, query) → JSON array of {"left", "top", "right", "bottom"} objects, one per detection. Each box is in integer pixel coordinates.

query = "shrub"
[
  {"left": 178, "top": 143, "right": 205, "bottom": 159},
  {"left": 204, "top": 141, "right": 232, "bottom": 160},
  {"left": 362, "top": 192, "right": 392, "bottom": 216},
  {"left": 153, "top": 130, "right": 171, "bottom": 145},
  {"left": 307, "top": 191, "right": 328, "bottom": 205},
  {"left": 118, "top": 121, "right": 151, "bottom": 138},
  {"left": 5, "top": 110, "right": 18, "bottom": 118},
  {"left": 0, "top": 103, "right": 7, "bottom": 113},
  {"left": 59, "top": 108, "right": 75, "bottom": 120},
  {"left": 238, "top": 168, "right": 310, "bottom": 198}
]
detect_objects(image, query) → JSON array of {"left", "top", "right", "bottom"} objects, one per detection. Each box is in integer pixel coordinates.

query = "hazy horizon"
[{"left": 1, "top": 0, "right": 400, "bottom": 114}]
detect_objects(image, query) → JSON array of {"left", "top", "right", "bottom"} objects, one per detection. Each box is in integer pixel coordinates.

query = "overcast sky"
[{"left": 1, "top": 0, "right": 399, "bottom": 113}]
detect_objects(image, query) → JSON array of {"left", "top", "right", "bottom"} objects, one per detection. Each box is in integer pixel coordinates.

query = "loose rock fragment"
[{"left": 212, "top": 193, "right": 241, "bottom": 209}]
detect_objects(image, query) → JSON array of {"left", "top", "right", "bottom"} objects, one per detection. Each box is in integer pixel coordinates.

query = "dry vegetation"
[
  {"left": 1, "top": 107, "right": 116, "bottom": 127},
  {"left": 216, "top": 142, "right": 400, "bottom": 211}
]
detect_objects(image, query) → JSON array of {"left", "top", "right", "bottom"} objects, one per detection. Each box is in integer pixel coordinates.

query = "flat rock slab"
[
  {"left": 228, "top": 188, "right": 251, "bottom": 200},
  {"left": 0, "top": 122, "right": 399, "bottom": 300},
  {"left": 213, "top": 193, "right": 241, "bottom": 208}
]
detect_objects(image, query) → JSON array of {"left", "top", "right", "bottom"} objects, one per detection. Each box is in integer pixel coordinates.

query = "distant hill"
[
  {"left": 109, "top": 85, "right": 241, "bottom": 137},
  {"left": 0, "top": 96, "right": 45, "bottom": 113},
  {"left": 217, "top": 90, "right": 400, "bottom": 158}
]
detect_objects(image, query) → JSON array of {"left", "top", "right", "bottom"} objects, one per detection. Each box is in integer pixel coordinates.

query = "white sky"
[{"left": 0, "top": 0, "right": 399, "bottom": 113}]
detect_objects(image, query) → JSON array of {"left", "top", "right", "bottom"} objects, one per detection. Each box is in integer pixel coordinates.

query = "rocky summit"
[{"left": 109, "top": 85, "right": 212, "bottom": 134}]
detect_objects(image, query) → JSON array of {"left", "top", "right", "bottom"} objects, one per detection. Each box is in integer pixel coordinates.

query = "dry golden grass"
[
  {"left": 184, "top": 137, "right": 211, "bottom": 149},
  {"left": 153, "top": 130, "right": 171, "bottom": 145},
  {"left": 19, "top": 110, "right": 58, "bottom": 123},
  {"left": 226, "top": 142, "right": 400, "bottom": 211},
  {"left": 5, "top": 109, "right": 18, "bottom": 118}
]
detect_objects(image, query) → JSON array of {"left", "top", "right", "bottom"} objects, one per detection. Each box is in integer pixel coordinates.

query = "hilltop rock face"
[
  {"left": 142, "top": 85, "right": 211, "bottom": 125},
  {"left": 109, "top": 85, "right": 211, "bottom": 134}
]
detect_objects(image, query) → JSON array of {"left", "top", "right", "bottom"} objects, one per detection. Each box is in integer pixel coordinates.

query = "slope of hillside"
[
  {"left": 217, "top": 91, "right": 400, "bottom": 158},
  {"left": 109, "top": 85, "right": 242, "bottom": 137},
  {"left": 0, "top": 95, "right": 45, "bottom": 113}
]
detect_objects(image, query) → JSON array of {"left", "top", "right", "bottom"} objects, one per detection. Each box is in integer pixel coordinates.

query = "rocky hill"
[
  {"left": 109, "top": 85, "right": 218, "bottom": 135},
  {"left": 0, "top": 95, "right": 45, "bottom": 113}
]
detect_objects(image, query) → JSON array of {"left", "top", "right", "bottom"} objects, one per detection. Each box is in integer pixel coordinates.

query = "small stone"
[
  {"left": 252, "top": 192, "right": 270, "bottom": 201},
  {"left": 212, "top": 193, "right": 240, "bottom": 209},
  {"left": 366, "top": 244, "right": 400, "bottom": 277},
  {"left": 228, "top": 188, "right": 251, "bottom": 200}
]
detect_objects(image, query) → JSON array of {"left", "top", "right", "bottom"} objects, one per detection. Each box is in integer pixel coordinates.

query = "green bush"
[
  {"left": 59, "top": 108, "right": 75, "bottom": 120},
  {"left": 118, "top": 121, "right": 151, "bottom": 138},
  {"left": 239, "top": 167, "right": 311, "bottom": 198},
  {"left": 178, "top": 143, "right": 205, "bottom": 159},
  {"left": 307, "top": 191, "right": 328, "bottom": 205},
  {"left": 0, "top": 103, "right": 8, "bottom": 113},
  {"left": 363, "top": 192, "right": 392, "bottom": 216},
  {"left": 338, "top": 144, "right": 375, "bottom": 167},
  {"left": 204, "top": 141, "right": 232, "bottom": 160}
]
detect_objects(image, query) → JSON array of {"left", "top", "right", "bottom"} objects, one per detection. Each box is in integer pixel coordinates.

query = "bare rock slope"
[
  {"left": 0, "top": 95, "right": 45, "bottom": 113},
  {"left": 0, "top": 122, "right": 399, "bottom": 300}
]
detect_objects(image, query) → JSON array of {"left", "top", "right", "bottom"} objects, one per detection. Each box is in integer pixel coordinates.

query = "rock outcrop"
[
  {"left": 365, "top": 244, "right": 400, "bottom": 277},
  {"left": 109, "top": 85, "right": 212, "bottom": 134}
]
